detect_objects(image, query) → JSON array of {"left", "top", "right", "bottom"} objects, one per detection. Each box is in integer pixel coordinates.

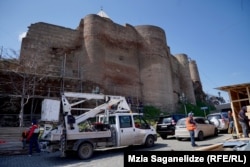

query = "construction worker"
[
  {"left": 228, "top": 110, "right": 234, "bottom": 134},
  {"left": 186, "top": 112, "right": 198, "bottom": 147},
  {"left": 238, "top": 106, "right": 250, "bottom": 138},
  {"left": 27, "top": 119, "right": 41, "bottom": 156}
]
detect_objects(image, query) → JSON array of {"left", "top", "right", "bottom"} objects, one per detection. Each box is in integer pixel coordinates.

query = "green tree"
[{"left": 143, "top": 106, "right": 161, "bottom": 125}]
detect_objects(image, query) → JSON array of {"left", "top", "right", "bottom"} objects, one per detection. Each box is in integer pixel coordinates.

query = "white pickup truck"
[{"left": 40, "top": 92, "right": 157, "bottom": 159}]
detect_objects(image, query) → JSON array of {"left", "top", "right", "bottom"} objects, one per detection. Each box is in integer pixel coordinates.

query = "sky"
[{"left": 0, "top": 0, "right": 249, "bottom": 103}]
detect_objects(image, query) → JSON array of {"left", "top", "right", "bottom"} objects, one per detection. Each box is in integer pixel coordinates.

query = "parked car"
[
  {"left": 206, "top": 112, "right": 229, "bottom": 132},
  {"left": 156, "top": 114, "right": 186, "bottom": 139},
  {"left": 175, "top": 117, "right": 218, "bottom": 141}
]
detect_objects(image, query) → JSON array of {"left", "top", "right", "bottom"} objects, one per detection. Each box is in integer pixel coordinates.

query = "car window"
[
  {"left": 158, "top": 116, "right": 170, "bottom": 124},
  {"left": 133, "top": 115, "right": 150, "bottom": 129},
  {"left": 109, "top": 116, "right": 116, "bottom": 124},
  {"left": 172, "top": 115, "right": 186, "bottom": 122},
  {"left": 162, "top": 117, "right": 172, "bottom": 123},
  {"left": 207, "top": 115, "right": 221, "bottom": 120},
  {"left": 157, "top": 117, "right": 163, "bottom": 123},
  {"left": 195, "top": 118, "right": 205, "bottom": 124},
  {"left": 176, "top": 119, "right": 186, "bottom": 126},
  {"left": 221, "top": 113, "right": 228, "bottom": 119},
  {"left": 158, "top": 114, "right": 186, "bottom": 124},
  {"left": 119, "top": 115, "right": 132, "bottom": 128}
]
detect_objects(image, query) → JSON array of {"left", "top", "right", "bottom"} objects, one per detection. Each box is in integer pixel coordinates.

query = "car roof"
[
  {"left": 177, "top": 117, "right": 209, "bottom": 124},
  {"left": 158, "top": 114, "right": 186, "bottom": 120},
  {"left": 178, "top": 116, "right": 206, "bottom": 120},
  {"left": 183, "top": 116, "right": 204, "bottom": 118},
  {"left": 207, "top": 112, "right": 228, "bottom": 118},
  {"left": 207, "top": 112, "right": 226, "bottom": 115},
  {"left": 159, "top": 113, "right": 185, "bottom": 117}
]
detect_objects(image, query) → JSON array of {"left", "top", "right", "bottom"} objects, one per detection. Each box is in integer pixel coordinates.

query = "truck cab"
[{"left": 97, "top": 112, "right": 157, "bottom": 147}]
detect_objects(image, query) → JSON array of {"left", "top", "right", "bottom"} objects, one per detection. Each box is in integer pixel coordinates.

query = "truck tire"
[
  {"left": 77, "top": 142, "right": 94, "bottom": 160},
  {"left": 144, "top": 135, "right": 155, "bottom": 147}
]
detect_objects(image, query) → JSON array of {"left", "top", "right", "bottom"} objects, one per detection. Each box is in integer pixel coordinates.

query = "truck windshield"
[{"left": 133, "top": 115, "right": 150, "bottom": 129}]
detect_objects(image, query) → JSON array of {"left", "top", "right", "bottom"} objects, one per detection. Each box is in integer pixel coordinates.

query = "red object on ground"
[{"left": 0, "top": 140, "right": 6, "bottom": 144}]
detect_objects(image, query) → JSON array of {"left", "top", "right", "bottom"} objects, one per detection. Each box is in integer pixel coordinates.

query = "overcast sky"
[{"left": 0, "top": 0, "right": 249, "bottom": 102}]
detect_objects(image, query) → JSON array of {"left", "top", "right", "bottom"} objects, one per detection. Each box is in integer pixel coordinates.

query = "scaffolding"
[{"left": 216, "top": 83, "right": 250, "bottom": 137}]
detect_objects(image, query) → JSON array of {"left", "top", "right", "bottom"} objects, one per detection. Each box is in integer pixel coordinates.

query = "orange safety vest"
[{"left": 186, "top": 117, "right": 196, "bottom": 131}]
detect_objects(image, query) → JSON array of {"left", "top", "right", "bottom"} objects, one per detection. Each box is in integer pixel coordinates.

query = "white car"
[{"left": 175, "top": 117, "right": 218, "bottom": 141}]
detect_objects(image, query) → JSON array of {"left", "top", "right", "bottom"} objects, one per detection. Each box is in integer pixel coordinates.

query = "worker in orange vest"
[{"left": 186, "top": 112, "right": 198, "bottom": 147}]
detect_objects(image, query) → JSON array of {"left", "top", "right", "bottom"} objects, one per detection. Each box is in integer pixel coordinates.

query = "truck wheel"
[
  {"left": 145, "top": 135, "right": 155, "bottom": 147},
  {"left": 77, "top": 142, "right": 93, "bottom": 160}
]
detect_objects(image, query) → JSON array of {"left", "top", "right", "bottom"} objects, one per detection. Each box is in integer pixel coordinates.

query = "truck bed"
[{"left": 51, "top": 130, "right": 112, "bottom": 141}]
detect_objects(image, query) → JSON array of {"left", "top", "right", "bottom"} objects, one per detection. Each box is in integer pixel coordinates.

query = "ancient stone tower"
[{"left": 19, "top": 12, "right": 203, "bottom": 112}]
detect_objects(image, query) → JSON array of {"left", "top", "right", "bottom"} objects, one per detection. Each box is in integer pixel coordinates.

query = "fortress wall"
[
  {"left": 175, "top": 54, "right": 196, "bottom": 104},
  {"left": 17, "top": 14, "right": 205, "bottom": 111},
  {"left": 20, "top": 22, "right": 80, "bottom": 77},
  {"left": 135, "top": 25, "right": 174, "bottom": 110},
  {"left": 82, "top": 15, "right": 141, "bottom": 96},
  {"left": 189, "top": 60, "right": 204, "bottom": 101},
  {"left": 80, "top": 15, "right": 106, "bottom": 84},
  {"left": 170, "top": 56, "right": 182, "bottom": 106},
  {"left": 189, "top": 60, "right": 201, "bottom": 83}
]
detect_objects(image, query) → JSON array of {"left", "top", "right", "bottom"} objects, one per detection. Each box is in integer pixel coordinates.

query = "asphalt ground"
[{"left": 0, "top": 133, "right": 237, "bottom": 167}]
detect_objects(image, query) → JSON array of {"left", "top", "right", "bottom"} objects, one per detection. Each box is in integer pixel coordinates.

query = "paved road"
[{"left": 0, "top": 133, "right": 232, "bottom": 167}]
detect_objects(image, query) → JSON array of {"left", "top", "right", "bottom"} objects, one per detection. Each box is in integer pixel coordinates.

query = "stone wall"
[
  {"left": 135, "top": 25, "right": 174, "bottom": 110},
  {"left": 20, "top": 22, "right": 80, "bottom": 77},
  {"left": 81, "top": 15, "right": 141, "bottom": 97},
  {"left": 175, "top": 54, "right": 196, "bottom": 104},
  {"left": 18, "top": 14, "right": 203, "bottom": 112}
]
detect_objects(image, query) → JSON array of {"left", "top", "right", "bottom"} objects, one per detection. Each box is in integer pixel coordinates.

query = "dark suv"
[{"left": 156, "top": 114, "right": 186, "bottom": 139}]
